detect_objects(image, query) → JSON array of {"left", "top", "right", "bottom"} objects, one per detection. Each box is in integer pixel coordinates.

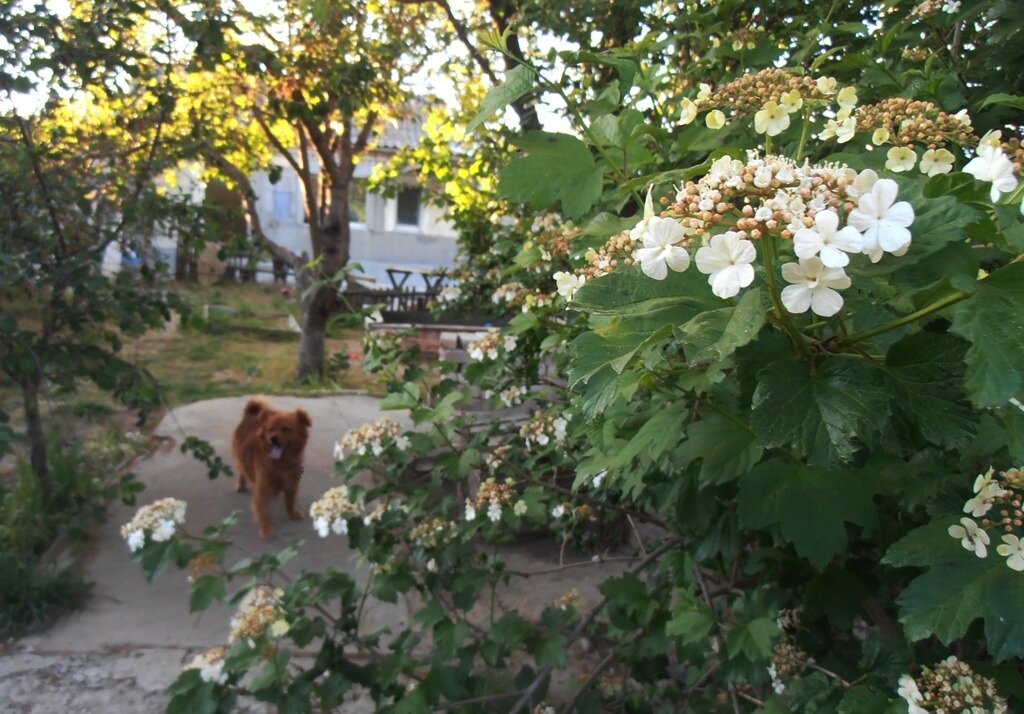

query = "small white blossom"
[
  {"left": 943, "top": 0, "right": 960, "bottom": 11},
  {"left": 705, "top": 110, "right": 726, "bottom": 130},
  {"left": 781, "top": 258, "right": 851, "bottom": 317},
  {"left": 426, "top": 558, "right": 437, "bottom": 572},
  {"left": 885, "top": 146, "right": 917, "bottom": 172},
  {"left": 964, "top": 144, "right": 1019, "bottom": 202},
  {"left": 465, "top": 502, "right": 477, "bottom": 521},
  {"left": 696, "top": 83, "right": 712, "bottom": 102},
  {"left": 553, "top": 271, "right": 585, "bottom": 301},
  {"left": 920, "top": 148, "right": 955, "bottom": 176},
  {"left": 996, "top": 534, "right": 1024, "bottom": 571},
  {"left": 845, "top": 168, "right": 879, "bottom": 199},
  {"left": 847, "top": 178, "right": 915, "bottom": 261},
  {"left": 680, "top": 98, "right": 698, "bottom": 125},
  {"left": 487, "top": 501, "right": 502, "bottom": 523},
  {"left": 793, "top": 210, "right": 863, "bottom": 268},
  {"left": 897, "top": 674, "right": 927, "bottom": 714},
  {"left": 513, "top": 499, "right": 527, "bottom": 516},
  {"left": 314, "top": 517, "right": 329, "bottom": 538},
  {"left": 768, "top": 664, "right": 785, "bottom": 695},
  {"left": 836, "top": 86, "right": 858, "bottom": 109},
  {"left": 185, "top": 647, "right": 228, "bottom": 685},
  {"left": 780, "top": 89, "right": 803, "bottom": 114},
  {"left": 871, "top": 127, "right": 890, "bottom": 145},
  {"left": 694, "top": 231, "right": 756, "bottom": 298},
  {"left": 636, "top": 217, "right": 691, "bottom": 280},
  {"left": 126, "top": 529, "right": 145, "bottom": 552},
  {"left": 754, "top": 101, "right": 790, "bottom": 136},
  {"left": 816, "top": 76, "right": 837, "bottom": 95},
  {"left": 592, "top": 470, "right": 606, "bottom": 489},
  {"left": 551, "top": 504, "right": 566, "bottom": 519},
  {"left": 437, "top": 285, "right": 461, "bottom": 304},
  {"left": 948, "top": 517, "right": 990, "bottom": 558}
]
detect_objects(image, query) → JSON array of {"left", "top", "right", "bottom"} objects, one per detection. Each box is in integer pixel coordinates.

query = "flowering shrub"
[{"left": 127, "top": 2, "right": 1024, "bottom": 711}]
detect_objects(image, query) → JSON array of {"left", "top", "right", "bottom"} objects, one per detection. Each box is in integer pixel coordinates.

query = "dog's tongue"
[{"left": 270, "top": 445, "right": 284, "bottom": 460}]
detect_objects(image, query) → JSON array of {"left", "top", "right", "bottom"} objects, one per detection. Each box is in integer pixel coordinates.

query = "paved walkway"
[{"left": 3, "top": 395, "right": 401, "bottom": 713}]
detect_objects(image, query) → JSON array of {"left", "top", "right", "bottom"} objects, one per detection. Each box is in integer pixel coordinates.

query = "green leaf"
[
  {"left": 739, "top": 460, "right": 877, "bottom": 568},
  {"left": 882, "top": 331, "right": 976, "bottom": 448},
  {"left": 884, "top": 520, "right": 1024, "bottom": 660},
  {"left": 381, "top": 381, "right": 420, "bottom": 410},
  {"left": 675, "top": 412, "right": 762, "bottom": 485},
  {"left": 951, "top": 262, "right": 1024, "bottom": 407},
  {"left": 979, "top": 92, "right": 1024, "bottom": 111},
  {"left": 666, "top": 589, "right": 715, "bottom": 645},
  {"left": 189, "top": 574, "right": 225, "bottom": 613},
  {"left": 499, "top": 132, "right": 603, "bottom": 219},
  {"left": 676, "top": 288, "right": 766, "bottom": 366},
  {"left": 467, "top": 65, "right": 536, "bottom": 132},
  {"left": 726, "top": 617, "right": 778, "bottom": 662},
  {"left": 750, "top": 358, "right": 888, "bottom": 465}
]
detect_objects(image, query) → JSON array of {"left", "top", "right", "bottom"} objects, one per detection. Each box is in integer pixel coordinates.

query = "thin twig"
[{"left": 559, "top": 651, "right": 617, "bottom": 714}]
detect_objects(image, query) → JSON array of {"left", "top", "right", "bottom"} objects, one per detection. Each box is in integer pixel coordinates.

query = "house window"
[
  {"left": 396, "top": 187, "right": 421, "bottom": 227},
  {"left": 272, "top": 190, "right": 293, "bottom": 221}
]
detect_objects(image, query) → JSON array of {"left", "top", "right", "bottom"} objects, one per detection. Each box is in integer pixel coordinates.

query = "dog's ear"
[
  {"left": 244, "top": 399, "right": 264, "bottom": 417},
  {"left": 296, "top": 409, "right": 312, "bottom": 428}
]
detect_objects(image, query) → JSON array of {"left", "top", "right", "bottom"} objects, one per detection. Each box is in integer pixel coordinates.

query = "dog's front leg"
[{"left": 252, "top": 485, "right": 274, "bottom": 539}]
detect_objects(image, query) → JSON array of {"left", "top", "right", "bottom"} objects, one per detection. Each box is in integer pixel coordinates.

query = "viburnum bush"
[{"left": 125, "top": 1, "right": 1024, "bottom": 711}]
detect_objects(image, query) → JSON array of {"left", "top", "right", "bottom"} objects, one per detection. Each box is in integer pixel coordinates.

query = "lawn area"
[{"left": 133, "top": 281, "right": 379, "bottom": 406}]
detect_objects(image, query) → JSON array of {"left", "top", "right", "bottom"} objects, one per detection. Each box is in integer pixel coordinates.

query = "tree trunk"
[
  {"left": 295, "top": 183, "right": 350, "bottom": 379},
  {"left": 22, "top": 372, "right": 49, "bottom": 490}
]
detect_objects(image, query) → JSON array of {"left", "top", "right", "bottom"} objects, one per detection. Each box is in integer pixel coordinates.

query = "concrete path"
[{"left": 4, "top": 394, "right": 403, "bottom": 713}]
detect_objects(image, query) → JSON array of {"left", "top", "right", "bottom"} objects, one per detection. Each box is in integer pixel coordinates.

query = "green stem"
[
  {"left": 795, "top": 107, "right": 812, "bottom": 162},
  {"left": 764, "top": 133, "right": 773, "bottom": 156},
  {"left": 760, "top": 235, "right": 810, "bottom": 357},
  {"left": 842, "top": 289, "right": 970, "bottom": 345}
]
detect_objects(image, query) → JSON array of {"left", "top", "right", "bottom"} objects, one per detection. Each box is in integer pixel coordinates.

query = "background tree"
[{"left": 172, "top": 0, "right": 444, "bottom": 377}]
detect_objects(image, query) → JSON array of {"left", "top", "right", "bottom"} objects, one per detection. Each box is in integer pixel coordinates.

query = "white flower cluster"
[
  {"left": 310, "top": 485, "right": 362, "bottom": 537},
  {"left": 463, "top": 477, "right": 517, "bottom": 523},
  {"left": 468, "top": 329, "right": 517, "bottom": 361},
  {"left": 898, "top": 657, "right": 1007, "bottom": 714},
  {"left": 497, "top": 385, "right": 527, "bottom": 407},
  {"left": 519, "top": 411, "right": 568, "bottom": 448},
  {"left": 229, "top": 585, "right": 286, "bottom": 643},
  {"left": 436, "top": 285, "right": 461, "bottom": 305},
  {"left": 183, "top": 646, "right": 228, "bottom": 685},
  {"left": 121, "top": 497, "right": 187, "bottom": 552},
  {"left": 333, "top": 418, "right": 409, "bottom": 459},
  {"left": 948, "top": 467, "right": 1024, "bottom": 571},
  {"left": 630, "top": 154, "right": 916, "bottom": 317},
  {"left": 492, "top": 282, "right": 524, "bottom": 304}
]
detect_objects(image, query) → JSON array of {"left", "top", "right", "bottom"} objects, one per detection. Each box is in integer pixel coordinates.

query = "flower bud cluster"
[
  {"left": 531, "top": 214, "right": 577, "bottom": 258},
  {"left": 184, "top": 646, "right": 228, "bottom": 685},
  {"left": 492, "top": 282, "right": 526, "bottom": 305},
  {"left": 520, "top": 411, "right": 569, "bottom": 448},
  {"left": 121, "top": 497, "right": 187, "bottom": 551},
  {"left": 580, "top": 232, "right": 637, "bottom": 280},
  {"left": 463, "top": 477, "right": 517, "bottom": 522},
  {"left": 468, "top": 329, "right": 517, "bottom": 361},
  {"left": 310, "top": 485, "right": 362, "bottom": 537},
  {"left": 333, "top": 418, "right": 408, "bottom": 459},
  {"left": 485, "top": 444, "right": 512, "bottom": 473},
  {"left": 949, "top": 467, "right": 1024, "bottom": 571},
  {"left": 897, "top": 657, "right": 1007, "bottom": 713},
  {"left": 695, "top": 68, "right": 827, "bottom": 116},
  {"left": 909, "top": 0, "right": 961, "bottom": 20},
  {"left": 855, "top": 98, "right": 974, "bottom": 149},
  {"left": 497, "top": 384, "right": 527, "bottom": 407},
  {"left": 768, "top": 641, "right": 808, "bottom": 694},
  {"left": 409, "top": 517, "right": 457, "bottom": 549},
  {"left": 229, "top": 585, "right": 285, "bottom": 643},
  {"left": 188, "top": 552, "right": 220, "bottom": 583}
]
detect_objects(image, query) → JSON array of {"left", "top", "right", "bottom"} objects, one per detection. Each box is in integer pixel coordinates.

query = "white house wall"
[{"left": 252, "top": 156, "right": 458, "bottom": 277}]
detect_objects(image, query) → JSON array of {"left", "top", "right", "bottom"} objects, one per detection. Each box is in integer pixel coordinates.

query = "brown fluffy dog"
[{"left": 231, "top": 397, "right": 311, "bottom": 539}]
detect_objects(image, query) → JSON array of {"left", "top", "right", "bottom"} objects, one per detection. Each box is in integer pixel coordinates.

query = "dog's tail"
[{"left": 242, "top": 397, "right": 270, "bottom": 419}]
